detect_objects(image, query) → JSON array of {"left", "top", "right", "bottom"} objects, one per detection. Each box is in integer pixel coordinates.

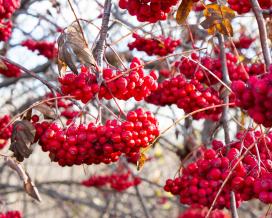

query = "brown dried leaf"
[
  {"left": 176, "top": 0, "right": 194, "bottom": 25},
  {"left": 5, "top": 157, "right": 42, "bottom": 202},
  {"left": 57, "top": 22, "right": 96, "bottom": 74},
  {"left": 10, "top": 120, "right": 36, "bottom": 162},
  {"left": 0, "top": 59, "right": 7, "bottom": 70},
  {"left": 34, "top": 104, "right": 56, "bottom": 119},
  {"left": 266, "top": 19, "right": 272, "bottom": 42},
  {"left": 137, "top": 153, "right": 147, "bottom": 171},
  {"left": 201, "top": 4, "right": 235, "bottom": 36}
]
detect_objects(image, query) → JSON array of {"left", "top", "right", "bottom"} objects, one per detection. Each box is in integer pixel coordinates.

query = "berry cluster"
[
  {"left": 118, "top": 0, "right": 178, "bottom": 23},
  {"left": 234, "top": 35, "right": 255, "bottom": 49},
  {"left": 231, "top": 72, "right": 272, "bottom": 127},
  {"left": 164, "top": 129, "right": 272, "bottom": 209},
  {"left": 0, "top": 0, "right": 20, "bottom": 41},
  {"left": 0, "top": 61, "right": 21, "bottom": 77},
  {"left": 0, "top": 19, "right": 12, "bottom": 41},
  {"left": 178, "top": 206, "right": 229, "bottom": 218},
  {"left": 228, "top": 0, "right": 272, "bottom": 14},
  {"left": 21, "top": 40, "right": 57, "bottom": 60},
  {"left": 0, "top": 211, "right": 22, "bottom": 218},
  {"left": 0, "top": 0, "right": 20, "bottom": 19},
  {"left": 35, "top": 108, "right": 159, "bottom": 166},
  {"left": 128, "top": 33, "right": 181, "bottom": 56},
  {"left": 0, "top": 115, "right": 13, "bottom": 149},
  {"left": 146, "top": 74, "right": 222, "bottom": 121},
  {"left": 59, "top": 58, "right": 158, "bottom": 103},
  {"left": 175, "top": 53, "right": 249, "bottom": 84},
  {"left": 82, "top": 170, "right": 141, "bottom": 192}
]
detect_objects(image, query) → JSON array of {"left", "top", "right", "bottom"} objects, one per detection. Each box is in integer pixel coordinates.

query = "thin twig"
[
  {"left": 217, "top": 33, "right": 239, "bottom": 218},
  {"left": 250, "top": 0, "right": 271, "bottom": 69}
]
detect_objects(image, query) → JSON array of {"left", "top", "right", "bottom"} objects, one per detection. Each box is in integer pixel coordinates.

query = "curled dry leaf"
[
  {"left": 137, "top": 153, "right": 147, "bottom": 171},
  {"left": 34, "top": 103, "right": 57, "bottom": 119},
  {"left": 5, "top": 157, "right": 42, "bottom": 202},
  {"left": 10, "top": 120, "right": 36, "bottom": 162},
  {"left": 57, "top": 22, "right": 96, "bottom": 75},
  {"left": 200, "top": 4, "right": 235, "bottom": 36},
  {"left": 176, "top": 0, "right": 194, "bottom": 25}
]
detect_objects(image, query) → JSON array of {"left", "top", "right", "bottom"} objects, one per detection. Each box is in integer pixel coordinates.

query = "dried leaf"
[
  {"left": 266, "top": 19, "right": 272, "bottom": 42},
  {"left": 0, "top": 59, "right": 7, "bottom": 70},
  {"left": 10, "top": 120, "right": 36, "bottom": 162},
  {"left": 34, "top": 104, "right": 56, "bottom": 119},
  {"left": 201, "top": 4, "right": 235, "bottom": 36},
  {"left": 176, "top": 0, "right": 194, "bottom": 25},
  {"left": 57, "top": 22, "right": 96, "bottom": 74},
  {"left": 137, "top": 153, "right": 147, "bottom": 171},
  {"left": 5, "top": 157, "right": 42, "bottom": 202}
]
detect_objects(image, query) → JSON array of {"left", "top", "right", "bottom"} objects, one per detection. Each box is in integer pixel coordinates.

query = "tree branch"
[{"left": 250, "top": 0, "right": 271, "bottom": 69}]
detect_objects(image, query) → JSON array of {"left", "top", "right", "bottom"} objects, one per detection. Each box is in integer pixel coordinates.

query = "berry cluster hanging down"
[
  {"left": 0, "top": 0, "right": 21, "bottom": 41},
  {"left": 59, "top": 57, "right": 158, "bottom": 103},
  {"left": 0, "top": 210, "right": 22, "bottom": 218},
  {"left": 34, "top": 108, "right": 159, "bottom": 166},
  {"left": 0, "top": 115, "right": 13, "bottom": 149},
  {"left": 0, "top": 61, "right": 21, "bottom": 77},
  {"left": 82, "top": 170, "right": 141, "bottom": 192},
  {"left": 164, "top": 129, "right": 272, "bottom": 209},
  {"left": 175, "top": 53, "right": 250, "bottom": 84},
  {"left": 178, "top": 206, "right": 229, "bottom": 218},
  {"left": 232, "top": 71, "right": 272, "bottom": 127},
  {"left": 128, "top": 33, "right": 181, "bottom": 56},
  {"left": 146, "top": 74, "right": 222, "bottom": 121},
  {"left": 118, "top": 0, "right": 179, "bottom": 22},
  {"left": 21, "top": 40, "right": 57, "bottom": 60},
  {"left": 228, "top": 0, "right": 272, "bottom": 14}
]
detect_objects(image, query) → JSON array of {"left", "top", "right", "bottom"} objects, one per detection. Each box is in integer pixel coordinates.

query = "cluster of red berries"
[
  {"left": 0, "top": 211, "right": 22, "bottom": 218},
  {"left": 59, "top": 58, "right": 158, "bottom": 103},
  {"left": 0, "top": 19, "right": 12, "bottom": 41},
  {"left": 231, "top": 71, "right": 272, "bottom": 127},
  {"left": 82, "top": 170, "right": 141, "bottom": 192},
  {"left": 0, "top": 0, "right": 20, "bottom": 41},
  {"left": 0, "top": 115, "right": 12, "bottom": 149},
  {"left": 21, "top": 40, "right": 57, "bottom": 60},
  {"left": 118, "top": 0, "right": 178, "bottom": 23},
  {"left": 175, "top": 53, "right": 250, "bottom": 84},
  {"left": 128, "top": 33, "right": 181, "bottom": 56},
  {"left": 146, "top": 74, "right": 222, "bottom": 121},
  {"left": 234, "top": 35, "right": 255, "bottom": 49},
  {"left": 164, "top": 129, "right": 272, "bottom": 209},
  {"left": 34, "top": 108, "right": 159, "bottom": 166},
  {"left": 0, "top": 0, "right": 20, "bottom": 19},
  {"left": 0, "top": 61, "right": 21, "bottom": 77},
  {"left": 228, "top": 0, "right": 272, "bottom": 14},
  {"left": 178, "top": 206, "right": 229, "bottom": 218}
]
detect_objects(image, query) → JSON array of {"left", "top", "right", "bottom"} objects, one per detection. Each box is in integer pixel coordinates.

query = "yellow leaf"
[
  {"left": 176, "top": 0, "right": 194, "bottom": 25},
  {"left": 137, "top": 153, "right": 147, "bottom": 171},
  {"left": 201, "top": 3, "right": 235, "bottom": 36}
]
